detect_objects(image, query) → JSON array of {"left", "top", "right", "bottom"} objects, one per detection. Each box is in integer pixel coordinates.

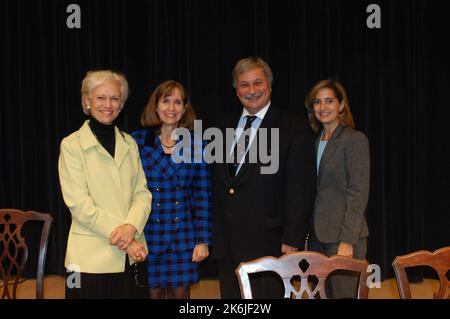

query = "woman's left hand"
[
  {"left": 192, "top": 243, "right": 209, "bottom": 262},
  {"left": 110, "top": 223, "right": 137, "bottom": 250},
  {"left": 126, "top": 240, "right": 147, "bottom": 262},
  {"left": 337, "top": 242, "right": 354, "bottom": 258}
]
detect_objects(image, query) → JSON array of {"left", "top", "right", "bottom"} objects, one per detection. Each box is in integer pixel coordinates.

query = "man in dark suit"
[{"left": 212, "top": 57, "right": 316, "bottom": 298}]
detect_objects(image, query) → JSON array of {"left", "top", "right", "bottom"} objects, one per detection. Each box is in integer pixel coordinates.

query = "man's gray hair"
[{"left": 232, "top": 56, "right": 273, "bottom": 88}]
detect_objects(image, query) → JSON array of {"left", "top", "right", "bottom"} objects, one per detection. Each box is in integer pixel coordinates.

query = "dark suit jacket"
[
  {"left": 313, "top": 124, "right": 370, "bottom": 245},
  {"left": 212, "top": 106, "right": 317, "bottom": 263}
]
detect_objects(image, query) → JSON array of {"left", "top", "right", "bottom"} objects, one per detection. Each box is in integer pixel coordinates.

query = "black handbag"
[{"left": 134, "top": 260, "right": 149, "bottom": 288}]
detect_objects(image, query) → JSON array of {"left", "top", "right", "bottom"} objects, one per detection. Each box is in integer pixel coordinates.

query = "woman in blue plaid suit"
[{"left": 131, "top": 80, "right": 212, "bottom": 299}]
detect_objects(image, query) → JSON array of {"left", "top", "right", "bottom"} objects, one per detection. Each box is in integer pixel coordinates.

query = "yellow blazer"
[{"left": 58, "top": 120, "right": 152, "bottom": 273}]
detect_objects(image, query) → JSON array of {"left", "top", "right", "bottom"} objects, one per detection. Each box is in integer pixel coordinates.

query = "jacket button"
[
  {"left": 156, "top": 203, "right": 160, "bottom": 207},
  {"left": 156, "top": 188, "right": 160, "bottom": 192},
  {"left": 174, "top": 217, "right": 180, "bottom": 222},
  {"left": 155, "top": 219, "right": 160, "bottom": 224},
  {"left": 175, "top": 201, "right": 179, "bottom": 205}
]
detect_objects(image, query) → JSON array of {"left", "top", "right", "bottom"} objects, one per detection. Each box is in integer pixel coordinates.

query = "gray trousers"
[{"left": 307, "top": 237, "right": 367, "bottom": 299}]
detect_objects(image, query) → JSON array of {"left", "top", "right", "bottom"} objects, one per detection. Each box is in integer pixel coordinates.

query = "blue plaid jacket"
[{"left": 132, "top": 129, "right": 212, "bottom": 255}]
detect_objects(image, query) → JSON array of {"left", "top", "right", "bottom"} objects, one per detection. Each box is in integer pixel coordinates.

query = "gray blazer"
[{"left": 313, "top": 124, "right": 370, "bottom": 245}]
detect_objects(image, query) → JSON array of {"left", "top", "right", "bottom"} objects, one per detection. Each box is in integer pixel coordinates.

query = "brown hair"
[
  {"left": 305, "top": 79, "right": 355, "bottom": 132},
  {"left": 140, "top": 80, "right": 196, "bottom": 130}
]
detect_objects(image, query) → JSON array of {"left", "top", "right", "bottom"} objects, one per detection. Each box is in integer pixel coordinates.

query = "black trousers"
[
  {"left": 217, "top": 258, "right": 285, "bottom": 299},
  {"left": 65, "top": 257, "right": 140, "bottom": 299}
]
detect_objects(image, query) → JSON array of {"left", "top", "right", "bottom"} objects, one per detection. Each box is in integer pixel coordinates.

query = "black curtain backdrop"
[{"left": 1, "top": 0, "right": 449, "bottom": 280}]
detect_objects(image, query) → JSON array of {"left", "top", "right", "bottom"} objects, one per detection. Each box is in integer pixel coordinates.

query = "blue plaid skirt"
[{"left": 147, "top": 249, "right": 199, "bottom": 288}]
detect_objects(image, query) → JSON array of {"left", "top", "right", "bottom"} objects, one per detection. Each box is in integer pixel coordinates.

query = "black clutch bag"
[{"left": 134, "top": 260, "right": 149, "bottom": 288}]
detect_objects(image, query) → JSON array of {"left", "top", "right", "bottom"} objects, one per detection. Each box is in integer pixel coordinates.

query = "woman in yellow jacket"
[{"left": 58, "top": 70, "right": 152, "bottom": 298}]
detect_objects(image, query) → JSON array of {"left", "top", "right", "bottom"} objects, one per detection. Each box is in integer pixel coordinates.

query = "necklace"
[{"left": 159, "top": 136, "right": 176, "bottom": 148}]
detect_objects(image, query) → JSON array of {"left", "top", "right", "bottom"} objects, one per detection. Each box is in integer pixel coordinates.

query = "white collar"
[{"left": 241, "top": 101, "right": 271, "bottom": 120}]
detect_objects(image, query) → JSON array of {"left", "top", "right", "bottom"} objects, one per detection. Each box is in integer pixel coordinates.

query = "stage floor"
[{"left": 6, "top": 276, "right": 440, "bottom": 299}]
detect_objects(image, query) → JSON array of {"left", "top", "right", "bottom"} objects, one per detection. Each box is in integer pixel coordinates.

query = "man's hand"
[
  {"left": 281, "top": 243, "right": 299, "bottom": 254},
  {"left": 110, "top": 224, "right": 137, "bottom": 250}
]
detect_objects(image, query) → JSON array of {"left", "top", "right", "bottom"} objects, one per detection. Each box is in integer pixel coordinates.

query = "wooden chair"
[
  {"left": 392, "top": 246, "right": 450, "bottom": 299},
  {"left": 0, "top": 209, "right": 53, "bottom": 299},
  {"left": 235, "top": 251, "right": 369, "bottom": 299}
]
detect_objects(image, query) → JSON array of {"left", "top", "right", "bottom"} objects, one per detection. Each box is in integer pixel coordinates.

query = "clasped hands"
[{"left": 109, "top": 223, "right": 147, "bottom": 262}]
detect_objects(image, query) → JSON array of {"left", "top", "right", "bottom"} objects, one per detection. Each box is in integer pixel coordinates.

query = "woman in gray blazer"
[{"left": 305, "top": 79, "right": 370, "bottom": 299}]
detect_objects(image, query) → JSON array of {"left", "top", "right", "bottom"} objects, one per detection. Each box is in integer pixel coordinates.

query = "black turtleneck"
[{"left": 89, "top": 117, "right": 116, "bottom": 158}]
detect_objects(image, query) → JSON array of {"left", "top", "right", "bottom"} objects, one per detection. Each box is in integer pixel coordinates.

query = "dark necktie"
[{"left": 229, "top": 115, "right": 257, "bottom": 176}]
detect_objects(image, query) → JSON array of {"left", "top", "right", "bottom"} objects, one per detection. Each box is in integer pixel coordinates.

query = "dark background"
[{"left": 1, "top": 0, "right": 449, "bottom": 280}]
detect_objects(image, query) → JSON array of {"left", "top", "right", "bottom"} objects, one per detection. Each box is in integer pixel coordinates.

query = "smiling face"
[
  {"left": 312, "top": 87, "right": 344, "bottom": 128},
  {"left": 86, "top": 81, "right": 122, "bottom": 125},
  {"left": 236, "top": 67, "right": 272, "bottom": 114},
  {"left": 156, "top": 87, "right": 185, "bottom": 126}
]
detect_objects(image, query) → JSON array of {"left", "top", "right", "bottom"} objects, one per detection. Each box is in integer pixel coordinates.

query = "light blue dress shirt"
[
  {"left": 230, "top": 103, "right": 270, "bottom": 175},
  {"left": 317, "top": 136, "right": 328, "bottom": 176}
]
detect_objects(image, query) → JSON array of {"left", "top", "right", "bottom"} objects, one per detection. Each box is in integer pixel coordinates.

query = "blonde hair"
[
  {"left": 140, "top": 80, "right": 195, "bottom": 130},
  {"left": 80, "top": 70, "right": 129, "bottom": 115},
  {"left": 232, "top": 56, "right": 273, "bottom": 88},
  {"left": 305, "top": 79, "right": 355, "bottom": 132}
]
